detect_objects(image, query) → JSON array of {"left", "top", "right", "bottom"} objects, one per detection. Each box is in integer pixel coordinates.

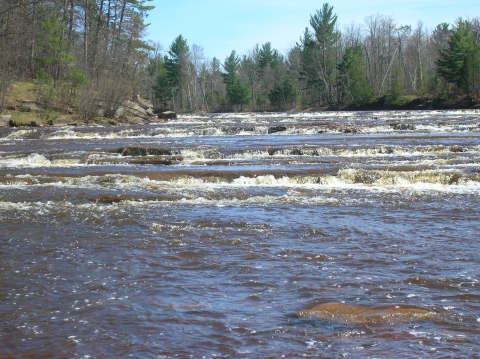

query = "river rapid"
[{"left": 0, "top": 110, "right": 479, "bottom": 358}]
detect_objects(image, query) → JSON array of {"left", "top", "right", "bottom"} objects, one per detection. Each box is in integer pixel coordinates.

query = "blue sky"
[{"left": 145, "top": 0, "right": 479, "bottom": 61}]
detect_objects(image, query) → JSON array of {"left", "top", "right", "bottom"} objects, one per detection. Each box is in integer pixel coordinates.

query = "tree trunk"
[{"left": 84, "top": 0, "right": 88, "bottom": 68}]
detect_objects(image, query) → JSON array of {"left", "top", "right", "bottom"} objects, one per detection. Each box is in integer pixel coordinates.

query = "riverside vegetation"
[{"left": 0, "top": 1, "right": 479, "bottom": 126}]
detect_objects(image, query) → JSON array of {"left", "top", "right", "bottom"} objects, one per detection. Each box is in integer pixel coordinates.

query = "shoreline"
[{"left": 1, "top": 97, "right": 479, "bottom": 128}]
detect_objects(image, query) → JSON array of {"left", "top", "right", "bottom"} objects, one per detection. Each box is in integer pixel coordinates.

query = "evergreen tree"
[
  {"left": 35, "top": 14, "right": 75, "bottom": 87},
  {"left": 242, "top": 50, "right": 260, "bottom": 110},
  {"left": 309, "top": 3, "right": 340, "bottom": 105},
  {"left": 258, "top": 42, "right": 280, "bottom": 69},
  {"left": 35, "top": 68, "right": 56, "bottom": 112},
  {"left": 268, "top": 80, "right": 295, "bottom": 109},
  {"left": 385, "top": 64, "right": 409, "bottom": 106},
  {"left": 152, "top": 69, "right": 173, "bottom": 109},
  {"left": 436, "top": 19, "right": 480, "bottom": 99},
  {"left": 337, "top": 46, "right": 374, "bottom": 105},
  {"left": 222, "top": 50, "right": 240, "bottom": 85},
  {"left": 207, "top": 57, "right": 224, "bottom": 110},
  {"left": 165, "top": 35, "right": 189, "bottom": 109},
  {"left": 297, "top": 28, "right": 318, "bottom": 107},
  {"left": 226, "top": 75, "right": 250, "bottom": 110}
]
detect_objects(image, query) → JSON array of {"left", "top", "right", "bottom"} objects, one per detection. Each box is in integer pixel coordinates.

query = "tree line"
[
  {"left": 1, "top": 2, "right": 479, "bottom": 116},
  {"left": 151, "top": 4, "right": 480, "bottom": 112}
]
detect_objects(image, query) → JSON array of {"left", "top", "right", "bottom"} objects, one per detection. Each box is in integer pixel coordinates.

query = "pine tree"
[
  {"left": 268, "top": 80, "right": 296, "bottom": 110},
  {"left": 337, "top": 46, "right": 374, "bottom": 105},
  {"left": 164, "top": 35, "right": 189, "bottom": 109},
  {"left": 297, "top": 28, "right": 318, "bottom": 107},
  {"left": 309, "top": 3, "right": 340, "bottom": 105},
  {"left": 226, "top": 75, "right": 250, "bottom": 110},
  {"left": 258, "top": 42, "right": 280, "bottom": 69},
  {"left": 152, "top": 70, "right": 173, "bottom": 109},
  {"left": 222, "top": 50, "right": 240, "bottom": 85},
  {"left": 436, "top": 19, "right": 480, "bottom": 99}
]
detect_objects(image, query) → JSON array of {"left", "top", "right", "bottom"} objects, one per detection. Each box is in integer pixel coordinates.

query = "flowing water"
[{"left": 1, "top": 110, "right": 479, "bottom": 358}]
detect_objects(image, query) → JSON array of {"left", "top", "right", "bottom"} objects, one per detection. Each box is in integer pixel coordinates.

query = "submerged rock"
[
  {"left": 296, "top": 302, "right": 437, "bottom": 325},
  {"left": 124, "top": 156, "right": 183, "bottom": 165},
  {"left": 449, "top": 146, "right": 465, "bottom": 153},
  {"left": 268, "top": 126, "right": 287, "bottom": 134},
  {"left": 95, "top": 195, "right": 133, "bottom": 204},
  {"left": 393, "top": 123, "right": 416, "bottom": 130},
  {"left": 112, "top": 146, "right": 175, "bottom": 156}
]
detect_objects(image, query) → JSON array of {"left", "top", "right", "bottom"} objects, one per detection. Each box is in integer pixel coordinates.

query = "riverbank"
[
  {"left": 326, "top": 95, "right": 480, "bottom": 112},
  {"left": 1, "top": 81, "right": 479, "bottom": 128}
]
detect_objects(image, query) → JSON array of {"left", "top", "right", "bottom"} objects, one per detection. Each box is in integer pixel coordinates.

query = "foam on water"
[
  {"left": 2, "top": 169, "right": 478, "bottom": 197},
  {"left": 45, "top": 128, "right": 142, "bottom": 140},
  {"left": 0, "top": 142, "right": 478, "bottom": 170},
  {"left": 0, "top": 154, "right": 85, "bottom": 168},
  {"left": 27, "top": 109, "right": 479, "bottom": 141},
  {"left": 0, "top": 153, "right": 52, "bottom": 167},
  {"left": 4, "top": 129, "right": 37, "bottom": 139},
  {"left": 181, "top": 109, "right": 480, "bottom": 122},
  {"left": 266, "top": 145, "right": 480, "bottom": 158}
]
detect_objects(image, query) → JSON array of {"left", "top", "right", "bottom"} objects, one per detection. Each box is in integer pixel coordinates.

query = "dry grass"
[
  {"left": 7, "top": 81, "right": 36, "bottom": 102},
  {"left": 8, "top": 111, "right": 79, "bottom": 127}
]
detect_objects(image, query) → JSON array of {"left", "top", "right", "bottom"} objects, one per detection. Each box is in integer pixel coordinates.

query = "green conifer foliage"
[
  {"left": 226, "top": 75, "right": 251, "bottom": 110},
  {"left": 222, "top": 51, "right": 241, "bottom": 85},
  {"left": 337, "top": 46, "right": 374, "bottom": 105},
  {"left": 436, "top": 19, "right": 480, "bottom": 99}
]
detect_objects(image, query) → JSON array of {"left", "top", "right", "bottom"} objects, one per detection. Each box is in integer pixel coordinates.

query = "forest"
[{"left": 0, "top": 1, "right": 479, "bottom": 120}]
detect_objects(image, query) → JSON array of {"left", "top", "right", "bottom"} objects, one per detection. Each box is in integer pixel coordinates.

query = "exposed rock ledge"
[{"left": 2, "top": 95, "right": 177, "bottom": 127}]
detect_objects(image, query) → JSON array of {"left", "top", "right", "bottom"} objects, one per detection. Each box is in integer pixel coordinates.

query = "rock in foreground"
[{"left": 296, "top": 302, "right": 437, "bottom": 325}]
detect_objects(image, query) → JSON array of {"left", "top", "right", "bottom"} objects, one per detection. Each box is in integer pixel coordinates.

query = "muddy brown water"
[{"left": 0, "top": 110, "right": 479, "bottom": 358}]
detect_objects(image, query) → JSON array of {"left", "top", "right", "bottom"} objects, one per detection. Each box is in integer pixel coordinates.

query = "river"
[{"left": 0, "top": 110, "right": 479, "bottom": 358}]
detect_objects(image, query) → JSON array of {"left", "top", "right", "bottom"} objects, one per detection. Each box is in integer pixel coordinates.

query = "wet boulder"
[
  {"left": 268, "top": 126, "right": 287, "bottom": 134},
  {"left": 449, "top": 146, "right": 465, "bottom": 153},
  {"left": 95, "top": 195, "right": 132, "bottom": 204},
  {"left": 112, "top": 146, "right": 174, "bottom": 156},
  {"left": 109, "top": 146, "right": 182, "bottom": 165},
  {"left": 266, "top": 147, "right": 281, "bottom": 156},
  {"left": 126, "top": 156, "right": 183, "bottom": 165},
  {"left": 393, "top": 123, "right": 416, "bottom": 130},
  {"left": 158, "top": 111, "right": 177, "bottom": 120}
]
